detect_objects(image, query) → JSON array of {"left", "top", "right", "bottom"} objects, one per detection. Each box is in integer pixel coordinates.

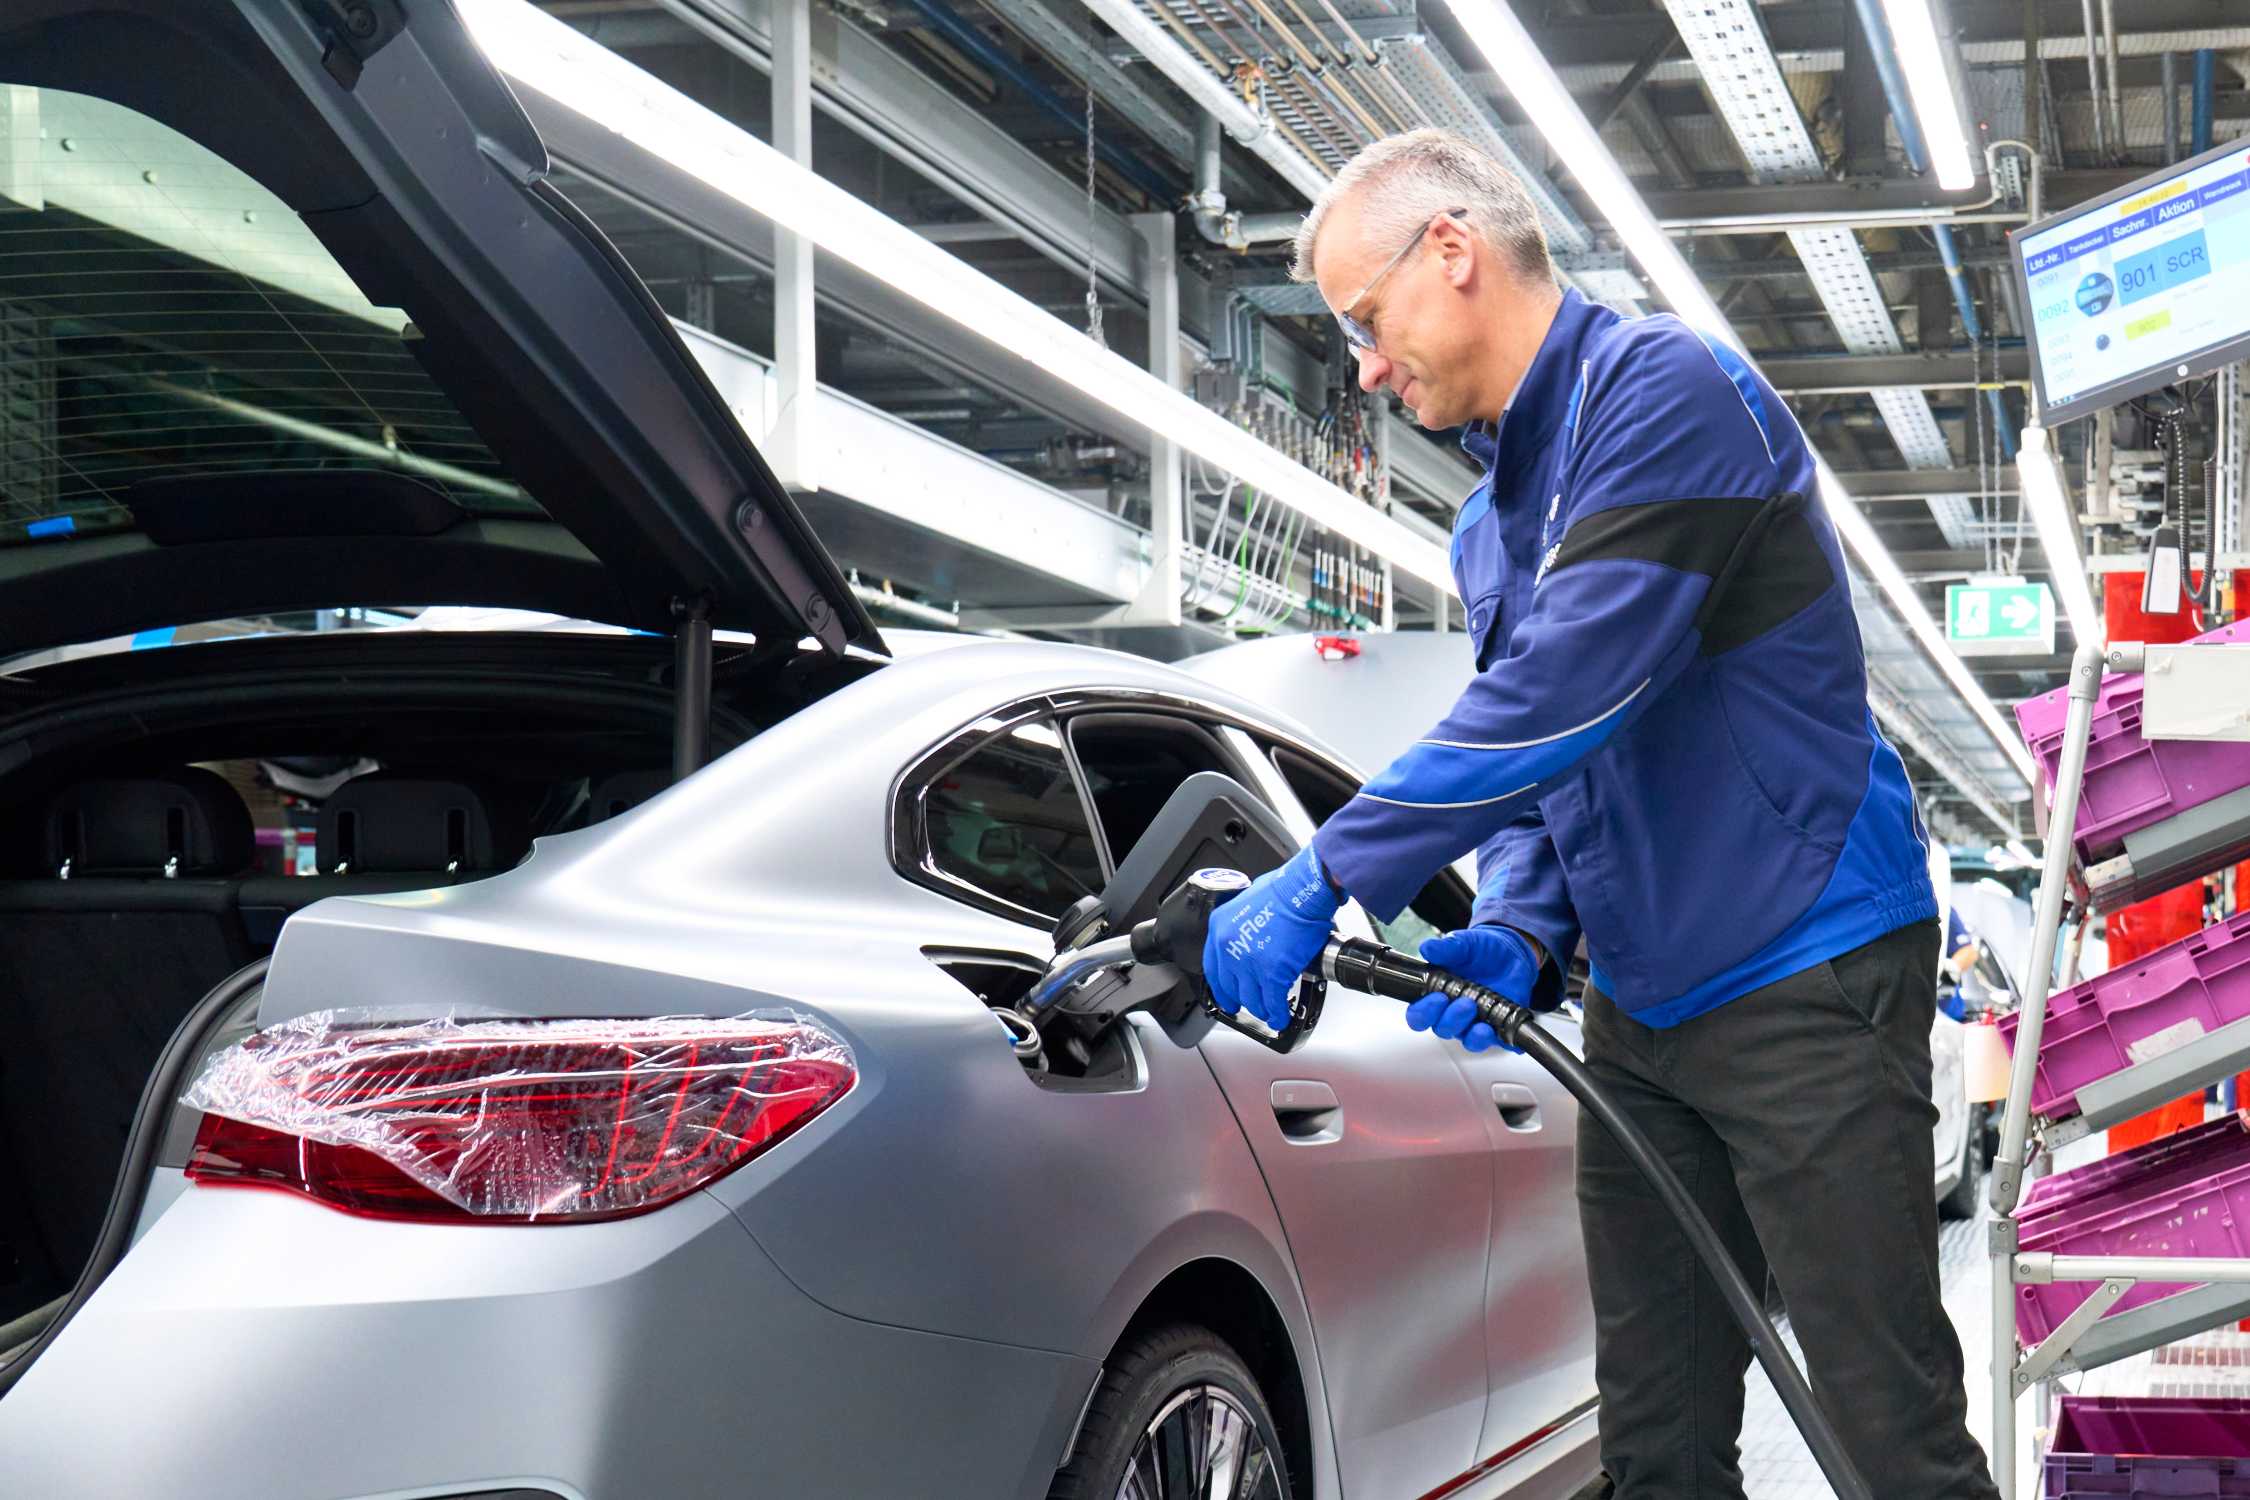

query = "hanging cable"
[{"left": 1082, "top": 84, "right": 1105, "bottom": 349}]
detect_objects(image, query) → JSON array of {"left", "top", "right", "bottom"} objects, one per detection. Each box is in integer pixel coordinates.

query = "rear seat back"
[
  {"left": 236, "top": 773, "right": 522, "bottom": 946},
  {"left": 0, "top": 768, "right": 258, "bottom": 1281}
]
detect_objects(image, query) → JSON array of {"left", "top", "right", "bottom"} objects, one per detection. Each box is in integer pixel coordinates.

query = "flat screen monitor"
[{"left": 2010, "top": 137, "right": 2250, "bottom": 425}]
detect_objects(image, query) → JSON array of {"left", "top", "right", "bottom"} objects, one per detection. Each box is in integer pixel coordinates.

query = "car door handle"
[
  {"left": 1270, "top": 1080, "right": 1342, "bottom": 1144},
  {"left": 1491, "top": 1083, "right": 1542, "bottom": 1133}
]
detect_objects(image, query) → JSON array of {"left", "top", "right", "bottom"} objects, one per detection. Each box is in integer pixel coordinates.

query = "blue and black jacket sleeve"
[
  {"left": 1472, "top": 809, "right": 1578, "bottom": 1011},
  {"left": 1313, "top": 323, "right": 1794, "bottom": 921}
]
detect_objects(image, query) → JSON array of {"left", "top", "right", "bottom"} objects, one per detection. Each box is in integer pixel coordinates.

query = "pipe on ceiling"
[
  {"left": 1849, "top": 0, "right": 2020, "bottom": 462},
  {"left": 883, "top": 0, "right": 1177, "bottom": 201},
  {"left": 2100, "top": 0, "right": 2123, "bottom": 163},
  {"left": 2079, "top": 0, "right": 2107, "bottom": 160},
  {"left": 2164, "top": 51, "right": 2181, "bottom": 164},
  {"left": 2194, "top": 49, "right": 2216, "bottom": 155},
  {"left": 1190, "top": 114, "right": 1298, "bottom": 249}
]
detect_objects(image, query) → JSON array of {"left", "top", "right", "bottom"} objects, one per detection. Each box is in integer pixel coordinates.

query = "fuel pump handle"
[{"left": 1129, "top": 868, "right": 1325, "bottom": 1054}]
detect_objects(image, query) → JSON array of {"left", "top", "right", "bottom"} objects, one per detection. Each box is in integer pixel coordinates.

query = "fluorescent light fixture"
[
  {"left": 1435, "top": 0, "right": 1736, "bottom": 345},
  {"left": 1440, "top": 0, "right": 2032, "bottom": 791},
  {"left": 2017, "top": 424, "right": 2103, "bottom": 650},
  {"left": 460, "top": 0, "right": 1453, "bottom": 592},
  {"left": 1875, "top": 0, "right": 1980, "bottom": 191}
]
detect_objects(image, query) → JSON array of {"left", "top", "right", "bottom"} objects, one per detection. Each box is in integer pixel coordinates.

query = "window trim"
[
  {"left": 889, "top": 688, "right": 1292, "bottom": 928},
  {"left": 888, "top": 697, "right": 1106, "bottom": 929}
]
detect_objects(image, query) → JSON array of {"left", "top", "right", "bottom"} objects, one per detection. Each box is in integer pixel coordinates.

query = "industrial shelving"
[{"left": 1990, "top": 636, "right": 2250, "bottom": 1497}]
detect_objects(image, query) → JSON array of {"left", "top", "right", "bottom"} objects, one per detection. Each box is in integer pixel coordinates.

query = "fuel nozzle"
[
  {"left": 1128, "top": 866, "right": 1248, "bottom": 974},
  {"left": 1129, "top": 867, "right": 1326, "bottom": 1054}
]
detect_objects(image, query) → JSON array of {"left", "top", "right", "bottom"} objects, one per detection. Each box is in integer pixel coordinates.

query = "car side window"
[
  {"left": 1267, "top": 745, "right": 1471, "bottom": 951},
  {"left": 923, "top": 721, "right": 1103, "bottom": 922}
]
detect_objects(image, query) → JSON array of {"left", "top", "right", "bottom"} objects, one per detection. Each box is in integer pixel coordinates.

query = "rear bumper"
[{"left": 0, "top": 1182, "right": 1094, "bottom": 1499}]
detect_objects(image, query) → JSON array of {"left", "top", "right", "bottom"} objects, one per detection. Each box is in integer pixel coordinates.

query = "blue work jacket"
[{"left": 1312, "top": 290, "right": 1936, "bottom": 1026}]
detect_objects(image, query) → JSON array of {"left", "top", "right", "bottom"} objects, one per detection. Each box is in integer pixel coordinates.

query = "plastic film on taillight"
[{"left": 181, "top": 1011, "right": 855, "bottom": 1222}]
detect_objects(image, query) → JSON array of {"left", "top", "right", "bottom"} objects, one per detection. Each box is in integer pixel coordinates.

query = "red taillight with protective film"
[
  {"left": 1314, "top": 634, "right": 1361, "bottom": 662},
  {"left": 182, "top": 1013, "right": 855, "bottom": 1223}
]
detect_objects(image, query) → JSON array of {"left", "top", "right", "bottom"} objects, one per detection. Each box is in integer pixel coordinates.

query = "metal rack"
[{"left": 1989, "top": 637, "right": 2250, "bottom": 1496}]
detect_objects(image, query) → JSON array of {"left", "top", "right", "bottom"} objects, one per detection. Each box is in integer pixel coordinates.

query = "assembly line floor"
[{"left": 1741, "top": 1144, "right": 2244, "bottom": 1495}]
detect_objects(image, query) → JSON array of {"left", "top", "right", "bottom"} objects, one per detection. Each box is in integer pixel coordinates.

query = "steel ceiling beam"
[
  {"left": 1762, "top": 349, "right": 2032, "bottom": 393},
  {"left": 1644, "top": 174, "right": 2167, "bottom": 228},
  {"left": 1837, "top": 467, "right": 2022, "bottom": 498}
]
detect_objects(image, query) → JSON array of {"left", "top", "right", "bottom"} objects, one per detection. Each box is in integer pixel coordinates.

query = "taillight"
[{"left": 182, "top": 1012, "right": 855, "bottom": 1223}]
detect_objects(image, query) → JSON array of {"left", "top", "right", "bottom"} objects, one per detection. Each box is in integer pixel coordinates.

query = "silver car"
[{"left": 0, "top": 7, "right": 1598, "bottom": 1497}]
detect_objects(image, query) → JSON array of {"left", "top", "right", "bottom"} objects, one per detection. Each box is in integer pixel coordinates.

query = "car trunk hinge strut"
[{"left": 672, "top": 594, "right": 712, "bottom": 782}]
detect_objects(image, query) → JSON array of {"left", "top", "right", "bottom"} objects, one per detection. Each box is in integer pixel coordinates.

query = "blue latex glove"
[
  {"left": 1202, "top": 845, "right": 1342, "bottom": 1034},
  {"left": 1406, "top": 926, "right": 1541, "bottom": 1053}
]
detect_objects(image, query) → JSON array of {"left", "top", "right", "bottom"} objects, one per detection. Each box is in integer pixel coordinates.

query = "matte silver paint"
[{"left": 2, "top": 640, "right": 1601, "bottom": 1498}]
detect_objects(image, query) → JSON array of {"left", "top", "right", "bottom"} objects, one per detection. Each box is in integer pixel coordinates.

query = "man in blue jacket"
[{"left": 1201, "top": 129, "right": 2001, "bottom": 1498}]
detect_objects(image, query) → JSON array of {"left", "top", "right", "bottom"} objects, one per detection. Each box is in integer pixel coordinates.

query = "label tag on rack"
[{"left": 2127, "top": 1017, "right": 2207, "bottom": 1067}]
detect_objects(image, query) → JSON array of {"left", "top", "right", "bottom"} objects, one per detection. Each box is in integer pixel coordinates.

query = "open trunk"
[
  {"left": 0, "top": 0, "right": 881, "bottom": 1381},
  {"left": 0, "top": 629, "right": 878, "bottom": 1376}
]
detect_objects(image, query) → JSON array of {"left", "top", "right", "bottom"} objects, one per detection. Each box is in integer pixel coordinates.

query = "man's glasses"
[{"left": 1332, "top": 207, "right": 1469, "bottom": 354}]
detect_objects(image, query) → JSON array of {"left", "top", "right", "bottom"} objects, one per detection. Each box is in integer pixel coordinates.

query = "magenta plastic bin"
[
  {"left": 2046, "top": 1396, "right": 2250, "bottom": 1498},
  {"left": 2019, "top": 1118, "right": 2250, "bottom": 1237},
  {"left": 1999, "top": 909, "right": 2250, "bottom": 1121},
  {"left": 2016, "top": 617, "right": 2250, "bottom": 868},
  {"left": 2016, "top": 1129, "right": 2250, "bottom": 1345}
]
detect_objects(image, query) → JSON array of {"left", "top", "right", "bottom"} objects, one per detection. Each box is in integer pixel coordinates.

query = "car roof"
[
  {"left": 0, "top": 1, "right": 878, "bottom": 660},
  {"left": 1176, "top": 631, "right": 1472, "bottom": 778}
]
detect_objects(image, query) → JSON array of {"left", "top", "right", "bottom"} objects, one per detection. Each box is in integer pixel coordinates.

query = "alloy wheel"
[{"left": 1115, "top": 1384, "right": 1285, "bottom": 1500}]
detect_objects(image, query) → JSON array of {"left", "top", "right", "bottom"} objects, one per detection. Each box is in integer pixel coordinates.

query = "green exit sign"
[{"left": 1946, "top": 579, "right": 2056, "bottom": 656}]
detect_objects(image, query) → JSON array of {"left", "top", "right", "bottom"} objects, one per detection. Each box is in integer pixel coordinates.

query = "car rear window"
[{"left": 0, "top": 83, "right": 533, "bottom": 544}]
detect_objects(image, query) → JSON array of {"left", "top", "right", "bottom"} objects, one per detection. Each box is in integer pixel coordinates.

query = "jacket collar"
[{"left": 1459, "top": 288, "right": 1612, "bottom": 481}]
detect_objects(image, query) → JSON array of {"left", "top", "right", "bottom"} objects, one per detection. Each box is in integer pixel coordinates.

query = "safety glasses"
[{"left": 1332, "top": 207, "right": 1468, "bottom": 353}]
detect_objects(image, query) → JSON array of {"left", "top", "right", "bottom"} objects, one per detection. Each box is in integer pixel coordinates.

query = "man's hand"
[
  {"left": 1405, "top": 926, "right": 1540, "bottom": 1052},
  {"left": 1202, "top": 845, "right": 1341, "bottom": 1033}
]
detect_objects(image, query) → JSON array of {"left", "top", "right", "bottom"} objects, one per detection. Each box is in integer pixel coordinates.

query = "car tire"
[
  {"left": 1940, "top": 1106, "right": 1985, "bottom": 1220},
  {"left": 1050, "top": 1323, "right": 1293, "bottom": 1500}
]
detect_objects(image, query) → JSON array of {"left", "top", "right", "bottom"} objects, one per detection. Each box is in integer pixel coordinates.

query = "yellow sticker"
[
  {"left": 2123, "top": 183, "right": 2196, "bottom": 215},
  {"left": 2126, "top": 308, "right": 2174, "bottom": 340}
]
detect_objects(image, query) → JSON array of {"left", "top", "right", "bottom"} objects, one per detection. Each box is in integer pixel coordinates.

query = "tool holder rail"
[{"left": 1992, "top": 638, "right": 2250, "bottom": 1496}]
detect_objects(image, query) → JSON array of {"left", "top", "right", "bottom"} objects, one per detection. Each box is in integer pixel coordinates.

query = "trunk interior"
[{"left": 0, "top": 630, "right": 875, "bottom": 1342}]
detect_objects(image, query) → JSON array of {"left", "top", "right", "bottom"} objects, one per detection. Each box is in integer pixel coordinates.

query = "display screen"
[{"left": 2014, "top": 140, "right": 2250, "bottom": 421}]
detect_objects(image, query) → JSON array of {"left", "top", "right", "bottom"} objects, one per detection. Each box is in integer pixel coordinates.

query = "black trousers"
[{"left": 1576, "top": 921, "right": 2000, "bottom": 1499}]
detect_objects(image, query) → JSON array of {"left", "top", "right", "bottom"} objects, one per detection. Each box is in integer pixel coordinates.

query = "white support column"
[
  {"left": 1129, "top": 210, "right": 1183, "bottom": 626},
  {"left": 1375, "top": 404, "right": 1396, "bottom": 631},
  {"left": 769, "top": 0, "right": 817, "bottom": 491}
]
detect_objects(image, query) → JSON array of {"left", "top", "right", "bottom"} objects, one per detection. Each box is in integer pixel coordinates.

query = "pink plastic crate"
[
  {"left": 2019, "top": 1118, "right": 2250, "bottom": 1237},
  {"left": 2046, "top": 1396, "right": 2250, "bottom": 1498},
  {"left": 1999, "top": 909, "right": 2250, "bottom": 1121},
  {"left": 2016, "top": 617, "right": 2250, "bottom": 867},
  {"left": 2017, "top": 1128, "right": 2250, "bottom": 1345}
]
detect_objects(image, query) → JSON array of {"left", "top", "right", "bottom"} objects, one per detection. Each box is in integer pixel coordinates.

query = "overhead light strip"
[
  {"left": 2018, "top": 423, "right": 2105, "bottom": 648},
  {"left": 1874, "top": 0, "right": 1981, "bottom": 191},
  {"left": 461, "top": 0, "right": 1454, "bottom": 593},
  {"left": 1437, "top": 0, "right": 2035, "bottom": 790}
]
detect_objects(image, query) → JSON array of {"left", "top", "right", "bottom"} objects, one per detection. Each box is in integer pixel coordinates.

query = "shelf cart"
[{"left": 1992, "top": 636, "right": 2250, "bottom": 1496}]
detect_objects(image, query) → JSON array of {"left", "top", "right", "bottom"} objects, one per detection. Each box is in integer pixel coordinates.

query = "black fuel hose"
[{"left": 1322, "top": 936, "right": 1875, "bottom": 1500}]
